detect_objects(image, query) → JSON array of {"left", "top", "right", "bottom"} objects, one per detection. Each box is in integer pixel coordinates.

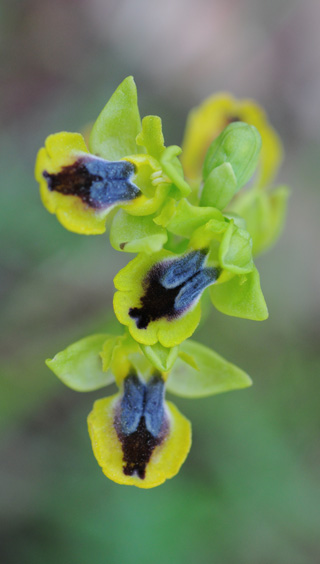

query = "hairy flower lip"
[
  {"left": 87, "top": 387, "right": 192, "bottom": 488},
  {"left": 113, "top": 372, "right": 169, "bottom": 480},
  {"left": 43, "top": 155, "right": 140, "bottom": 210}
]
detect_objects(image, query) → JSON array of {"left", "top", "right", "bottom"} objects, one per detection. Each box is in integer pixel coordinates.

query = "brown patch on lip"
[
  {"left": 119, "top": 242, "right": 127, "bottom": 250},
  {"left": 129, "top": 263, "right": 184, "bottom": 329},
  {"left": 225, "top": 115, "right": 241, "bottom": 125},
  {"left": 117, "top": 416, "right": 162, "bottom": 479}
]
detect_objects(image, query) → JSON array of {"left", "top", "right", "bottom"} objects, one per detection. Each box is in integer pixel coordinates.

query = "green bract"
[
  {"left": 38, "top": 77, "right": 289, "bottom": 489},
  {"left": 201, "top": 122, "right": 262, "bottom": 209}
]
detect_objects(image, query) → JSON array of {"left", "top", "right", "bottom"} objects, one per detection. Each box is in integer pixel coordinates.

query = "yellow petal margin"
[{"left": 88, "top": 395, "right": 192, "bottom": 488}]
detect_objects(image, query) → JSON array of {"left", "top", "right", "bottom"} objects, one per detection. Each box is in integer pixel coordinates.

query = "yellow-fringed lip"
[
  {"left": 36, "top": 133, "right": 163, "bottom": 235},
  {"left": 113, "top": 250, "right": 202, "bottom": 347},
  {"left": 181, "top": 92, "right": 282, "bottom": 188},
  {"left": 87, "top": 395, "right": 192, "bottom": 488},
  {"left": 35, "top": 132, "right": 110, "bottom": 234}
]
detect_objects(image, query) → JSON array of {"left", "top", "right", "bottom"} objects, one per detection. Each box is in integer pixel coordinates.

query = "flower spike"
[{"left": 38, "top": 77, "right": 289, "bottom": 488}]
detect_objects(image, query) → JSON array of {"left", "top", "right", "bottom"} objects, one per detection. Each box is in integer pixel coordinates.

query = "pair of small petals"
[
  {"left": 181, "top": 92, "right": 282, "bottom": 188},
  {"left": 88, "top": 374, "right": 191, "bottom": 488},
  {"left": 113, "top": 249, "right": 220, "bottom": 347}
]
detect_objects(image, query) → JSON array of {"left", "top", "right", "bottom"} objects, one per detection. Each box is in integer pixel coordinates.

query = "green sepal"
[
  {"left": 160, "top": 146, "right": 191, "bottom": 197},
  {"left": 46, "top": 334, "right": 114, "bottom": 392},
  {"left": 166, "top": 339, "right": 252, "bottom": 398},
  {"left": 163, "top": 199, "right": 224, "bottom": 238},
  {"left": 231, "top": 185, "right": 289, "bottom": 256},
  {"left": 140, "top": 342, "right": 179, "bottom": 372},
  {"left": 89, "top": 76, "right": 141, "bottom": 160},
  {"left": 100, "top": 335, "right": 120, "bottom": 371},
  {"left": 136, "top": 115, "right": 165, "bottom": 160},
  {"left": 201, "top": 122, "right": 262, "bottom": 208},
  {"left": 223, "top": 211, "right": 247, "bottom": 230},
  {"left": 201, "top": 162, "right": 237, "bottom": 209},
  {"left": 110, "top": 209, "right": 167, "bottom": 253},
  {"left": 153, "top": 198, "right": 176, "bottom": 228},
  {"left": 210, "top": 266, "right": 268, "bottom": 320},
  {"left": 219, "top": 220, "right": 253, "bottom": 274},
  {"left": 189, "top": 218, "right": 228, "bottom": 253}
]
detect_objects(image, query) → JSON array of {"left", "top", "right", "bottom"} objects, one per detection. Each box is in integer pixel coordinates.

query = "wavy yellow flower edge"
[{"left": 87, "top": 395, "right": 192, "bottom": 488}]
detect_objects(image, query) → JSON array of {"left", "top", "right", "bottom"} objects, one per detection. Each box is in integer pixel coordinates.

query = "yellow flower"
[
  {"left": 34, "top": 132, "right": 169, "bottom": 235},
  {"left": 113, "top": 249, "right": 220, "bottom": 347},
  {"left": 88, "top": 371, "right": 191, "bottom": 488},
  {"left": 181, "top": 92, "right": 282, "bottom": 188}
]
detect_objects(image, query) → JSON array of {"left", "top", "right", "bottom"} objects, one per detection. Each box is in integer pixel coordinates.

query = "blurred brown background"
[{"left": 1, "top": 1, "right": 320, "bottom": 563}]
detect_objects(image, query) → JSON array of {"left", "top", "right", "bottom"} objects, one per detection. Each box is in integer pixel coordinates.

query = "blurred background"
[{"left": 1, "top": 0, "right": 319, "bottom": 562}]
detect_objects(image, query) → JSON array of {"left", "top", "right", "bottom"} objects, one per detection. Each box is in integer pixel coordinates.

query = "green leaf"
[
  {"left": 110, "top": 209, "right": 167, "bottom": 253},
  {"left": 46, "top": 334, "right": 114, "bottom": 392},
  {"left": 201, "top": 122, "right": 262, "bottom": 207},
  {"left": 89, "top": 76, "right": 141, "bottom": 160},
  {"left": 140, "top": 342, "right": 179, "bottom": 372},
  {"left": 219, "top": 221, "right": 253, "bottom": 274},
  {"left": 136, "top": 115, "right": 165, "bottom": 160},
  {"left": 166, "top": 339, "right": 252, "bottom": 398},
  {"left": 210, "top": 267, "right": 268, "bottom": 320},
  {"left": 160, "top": 146, "right": 191, "bottom": 197}
]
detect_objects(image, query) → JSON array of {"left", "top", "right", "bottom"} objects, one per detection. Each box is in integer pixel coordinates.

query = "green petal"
[
  {"left": 210, "top": 266, "right": 268, "bottom": 320},
  {"left": 166, "top": 339, "right": 252, "bottom": 398},
  {"left": 89, "top": 76, "right": 141, "bottom": 160},
  {"left": 136, "top": 115, "right": 165, "bottom": 160},
  {"left": 110, "top": 209, "right": 167, "bottom": 253},
  {"left": 46, "top": 334, "right": 114, "bottom": 392},
  {"left": 164, "top": 199, "right": 224, "bottom": 238},
  {"left": 140, "top": 342, "right": 179, "bottom": 372},
  {"left": 219, "top": 220, "right": 253, "bottom": 274},
  {"left": 201, "top": 122, "right": 262, "bottom": 208},
  {"left": 160, "top": 146, "right": 191, "bottom": 197}
]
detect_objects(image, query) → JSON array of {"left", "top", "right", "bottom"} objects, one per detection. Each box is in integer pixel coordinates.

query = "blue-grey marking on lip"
[
  {"left": 144, "top": 374, "right": 165, "bottom": 437},
  {"left": 174, "top": 267, "right": 219, "bottom": 311},
  {"left": 160, "top": 250, "right": 207, "bottom": 289},
  {"left": 120, "top": 373, "right": 145, "bottom": 435},
  {"left": 43, "top": 155, "right": 140, "bottom": 210},
  {"left": 129, "top": 250, "right": 221, "bottom": 329},
  {"left": 119, "top": 373, "right": 165, "bottom": 437}
]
